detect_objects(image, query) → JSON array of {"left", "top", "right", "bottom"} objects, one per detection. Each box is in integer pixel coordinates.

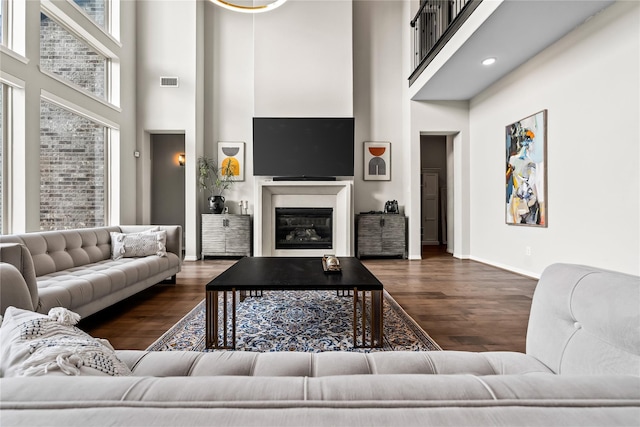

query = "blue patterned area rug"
[
  {"left": 147, "top": 291, "right": 442, "bottom": 352},
  {"left": 147, "top": 290, "right": 441, "bottom": 352}
]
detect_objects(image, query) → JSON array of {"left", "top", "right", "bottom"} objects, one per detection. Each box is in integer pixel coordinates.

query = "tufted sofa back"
[
  {"left": 0, "top": 226, "right": 182, "bottom": 278},
  {"left": 0, "top": 227, "right": 117, "bottom": 277},
  {"left": 526, "top": 263, "right": 640, "bottom": 376}
]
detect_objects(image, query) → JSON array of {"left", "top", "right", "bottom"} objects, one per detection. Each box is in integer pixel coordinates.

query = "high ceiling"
[{"left": 410, "top": 0, "right": 615, "bottom": 101}]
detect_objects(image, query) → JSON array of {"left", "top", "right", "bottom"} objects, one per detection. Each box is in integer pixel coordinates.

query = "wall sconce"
[{"left": 178, "top": 153, "right": 186, "bottom": 167}]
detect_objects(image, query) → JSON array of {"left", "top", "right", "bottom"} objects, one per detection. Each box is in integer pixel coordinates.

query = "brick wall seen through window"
[
  {"left": 40, "top": 13, "right": 106, "bottom": 100},
  {"left": 40, "top": 101, "right": 105, "bottom": 230},
  {"left": 73, "top": 0, "right": 106, "bottom": 29}
]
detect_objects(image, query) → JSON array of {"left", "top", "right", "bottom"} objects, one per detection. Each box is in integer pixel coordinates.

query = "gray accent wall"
[{"left": 151, "top": 134, "right": 185, "bottom": 236}]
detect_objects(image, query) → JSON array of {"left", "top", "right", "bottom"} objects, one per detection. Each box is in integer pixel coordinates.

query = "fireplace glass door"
[{"left": 275, "top": 208, "right": 333, "bottom": 250}]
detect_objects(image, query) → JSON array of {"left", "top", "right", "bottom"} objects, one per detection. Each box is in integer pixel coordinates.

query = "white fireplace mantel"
[{"left": 254, "top": 180, "right": 354, "bottom": 257}]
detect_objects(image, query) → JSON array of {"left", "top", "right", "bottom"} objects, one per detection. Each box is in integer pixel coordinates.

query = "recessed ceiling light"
[{"left": 482, "top": 57, "right": 497, "bottom": 66}]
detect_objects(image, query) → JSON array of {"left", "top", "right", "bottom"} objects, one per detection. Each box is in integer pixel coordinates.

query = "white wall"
[
  {"left": 136, "top": 0, "right": 203, "bottom": 260},
  {"left": 143, "top": 0, "right": 397, "bottom": 257},
  {"left": 409, "top": 101, "right": 470, "bottom": 259},
  {"left": 254, "top": 0, "right": 353, "bottom": 117},
  {"left": 206, "top": 2, "right": 254, "bottom": 216},
  {"left": 137, "top": 0, "right": 355, "bottom": 258},
  {"left": 205, "top": 0, "right": 354, "bottom": 222},
  {"left": 468, "top": 1, "right": 640, "bottom": 276},
  {"left": 353, "top": 0, "right": 407, "bottom": 214},
  {"left": 133, "top": 0, "right": 639, "bottom": 274}
]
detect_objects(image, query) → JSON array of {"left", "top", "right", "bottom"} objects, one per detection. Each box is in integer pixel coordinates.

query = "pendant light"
[{"left": 209, "top": 0, "right": 287, "bottom": 14}]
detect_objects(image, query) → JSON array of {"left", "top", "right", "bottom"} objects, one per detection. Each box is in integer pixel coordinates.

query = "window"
[
  {"left": 0, "top": 83, "right": 4, "bottom": 233},
  {"left": 1, "top": 0, "right": 26, "bottom": 57},
  {"left": 73, "top": 0, "right": 106, "bottom": 30},
  {"left": 2, "top": 1, "right": 120, "bottom": 233},
  {"left": 40, "top": 13, "right": 107, "bottom": 100},
  {"left": 40, "top": 100, "right": 106, "bottom": 230},
  {"left": 1, "top": 0, "right": 4, "bottom": 45}
]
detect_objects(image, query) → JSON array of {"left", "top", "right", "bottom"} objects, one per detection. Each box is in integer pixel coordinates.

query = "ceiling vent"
[{"left": 160, "top": 77, "right": 179, "bottom": 87}]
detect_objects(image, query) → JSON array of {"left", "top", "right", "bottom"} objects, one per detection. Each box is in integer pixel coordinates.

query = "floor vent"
[{"left": 160, "top": 77, "right": 179, "bottom": 87}]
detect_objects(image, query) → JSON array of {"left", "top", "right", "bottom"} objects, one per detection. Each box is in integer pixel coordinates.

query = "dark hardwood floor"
[{"left": 80, "top": 247, "right": 538, "bottom": 353}]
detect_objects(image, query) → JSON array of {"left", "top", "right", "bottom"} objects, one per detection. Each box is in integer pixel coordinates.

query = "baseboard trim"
[{"left": 469, "top": 256, "right": 540, "bottom": 279}]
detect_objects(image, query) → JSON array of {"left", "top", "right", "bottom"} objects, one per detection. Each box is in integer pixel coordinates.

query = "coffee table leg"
[
  {"left": 232, "top": 289, "right": 237, "bottom": 349},
  {"left": 206, "top": 290, "right": 214, "bottom": 349},
  {"left": 353, "top": 289, "right": 358, "bottom": 346},
  {"left": 353, "top": 289, "right": 384, "bottom": 348},
  {"left": 206, "top": 289, "right": 237, "bottom": 349},
  {"left": 223, "top": 291, "right": 228, "bottom": 346},
  {"left": 353, "top": 288, "right": 367, "bottom": 347},
  {"left": 371, "top": 290, "right": 383, "bottom": 347}
]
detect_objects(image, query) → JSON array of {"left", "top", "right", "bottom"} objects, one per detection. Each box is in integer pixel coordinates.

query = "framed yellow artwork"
[{"left": 218, "top": 142, "right": 245, "bottom": 182}]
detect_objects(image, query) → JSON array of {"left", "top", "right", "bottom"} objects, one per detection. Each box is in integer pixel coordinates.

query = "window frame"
[
  {"left": 0, "top": 72, "right": 25, "bottom": 234},
  {"left": 0, "top": 83, "right": 6, "bottom": 233},
  {"left": 0, "top": 0, "right": 26, "bottom": 57},
  {"left": 39, "top": 1, "right": 120, "bottom": 109}
]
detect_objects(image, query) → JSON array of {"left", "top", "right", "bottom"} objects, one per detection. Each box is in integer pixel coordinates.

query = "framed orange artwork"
[{"left": 363, "top": 141, "right": 391, "bottom": 181}]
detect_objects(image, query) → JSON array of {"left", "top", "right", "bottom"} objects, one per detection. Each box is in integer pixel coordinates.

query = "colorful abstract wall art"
[
  {"left": 505, "top": 110, "right": 547, "bottom": 227},
  {"left": 364, "top": 141, "right": 391, "bottom": 181},
  {"left": 218, "top": 142, "right": 245, "bottom": 181}
]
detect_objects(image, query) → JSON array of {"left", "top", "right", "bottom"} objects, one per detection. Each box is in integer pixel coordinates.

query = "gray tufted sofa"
[
  {"left": 0, "top": 263, "right": 638, "bottom": 426},
  {"left": 0, "top": 225, "right": 182, "bottom": 318}
]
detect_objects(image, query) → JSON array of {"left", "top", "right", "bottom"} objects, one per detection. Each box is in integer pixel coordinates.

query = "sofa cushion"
[
  {"left": 110, "top": 230, "right": 166, "bottom": 260},
  {"left": 34, "top": 253, "right": 181, "bottom": 313},
  {"left": 0, "top": 306, "right": 132, "bottom": 377}
]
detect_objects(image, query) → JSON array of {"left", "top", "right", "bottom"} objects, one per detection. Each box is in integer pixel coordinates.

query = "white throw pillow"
[
  {"left": 0, "top": 306, "right": 132, "bottom": 377},
  {"left": 110, "top": 229, "right": 167, "bottom": 260}
]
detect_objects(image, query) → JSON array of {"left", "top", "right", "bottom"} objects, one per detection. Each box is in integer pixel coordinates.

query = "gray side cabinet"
[
  {"left": 357, "top": 214, "right": 406, "bottom": 258},
  {"left": 202, "top": 214, "right": 251, "bottom": 258}
]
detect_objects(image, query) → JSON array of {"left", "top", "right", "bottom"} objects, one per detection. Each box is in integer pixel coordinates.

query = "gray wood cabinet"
[
  {"left": 202, "top": 214, "right": 251, "bottom": 258},
  {"left": 357, "top": 214, "right": 406, "bottom": 258}
]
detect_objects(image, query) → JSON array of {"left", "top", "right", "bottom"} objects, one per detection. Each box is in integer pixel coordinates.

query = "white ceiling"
[{"left": 410, "top": 0, "right": 615, "bottom": 101}]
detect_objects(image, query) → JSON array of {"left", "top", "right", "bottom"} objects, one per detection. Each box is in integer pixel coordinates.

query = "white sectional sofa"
[
  {"left": 0, "top": 225, "right": 182, "bottom": 318},
  {"left": 0, "top": 263, "right": 638, "bottom": 426}
]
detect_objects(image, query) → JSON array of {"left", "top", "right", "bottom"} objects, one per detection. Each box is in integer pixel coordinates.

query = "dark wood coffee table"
[{"left": 205, "top": 257, "right": 384, "bottom": 349}]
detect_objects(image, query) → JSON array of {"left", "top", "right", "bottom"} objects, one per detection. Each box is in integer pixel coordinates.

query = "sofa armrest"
[
  {"left": 526, "top": 263, "right": 640, "bottom": 376},
  {"left": 0, "top": 243, "right": 39, "bottom": 313},
  {"left": 0, "top": 262, "right": 36, "bottom": 314},
  {"left": 158, "top": 226, "right": 182, "bottom": 261}
]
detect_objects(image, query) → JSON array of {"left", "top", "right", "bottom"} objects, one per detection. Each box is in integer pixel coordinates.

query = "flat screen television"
[{"left": 253, "top": 117, "right": 355, "bottom": 178}]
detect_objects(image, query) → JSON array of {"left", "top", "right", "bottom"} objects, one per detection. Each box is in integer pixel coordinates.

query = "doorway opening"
[
  {"left": 420, "top": 135, "right": 449, "bottom": 252},
  {"left": 150, "top": 134, "right": 185, "bottom": 243}
]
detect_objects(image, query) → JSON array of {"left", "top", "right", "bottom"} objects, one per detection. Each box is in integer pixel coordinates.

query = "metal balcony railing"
[{"left": 409, "top": 0, "right": 481, "bottom": 86}]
